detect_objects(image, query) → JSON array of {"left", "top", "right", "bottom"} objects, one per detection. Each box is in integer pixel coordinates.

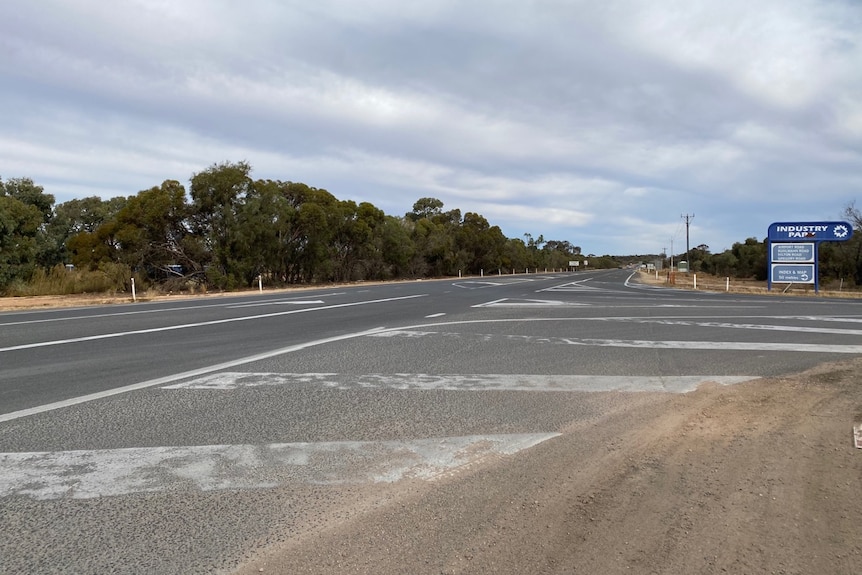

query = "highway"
[{"left": 1, "top": 269, "right": 861, "bottom": 573}]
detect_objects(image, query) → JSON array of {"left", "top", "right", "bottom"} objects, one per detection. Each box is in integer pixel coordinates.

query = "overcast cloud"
[{"left": 2, "top": 0, "right": 861, "bottom": 255}]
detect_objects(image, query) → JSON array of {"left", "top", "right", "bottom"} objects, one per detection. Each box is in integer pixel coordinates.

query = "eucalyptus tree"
[
  {"left": 43, "top": 196, "right": 125, "bottom": 267},
  {"left": 730, "top": 237, "right": 767, "bottom": 280},
  {"left": 1, "top": 177, "right": 58, "bottom": 272},
  {"left": 189, "top": 161, "right": 254, "bottom": 288},
  {"left": 0, "top": 192, "right": 42, "bottom": 289},
  {"left": 375, "top": 215, "right": 413, "bottom": 279},
  {"left": 457, "top": 212, "right": 507, "bottom": 273},
  {"left": 111, "top": 180, "right": 195, "bottom": 279}
]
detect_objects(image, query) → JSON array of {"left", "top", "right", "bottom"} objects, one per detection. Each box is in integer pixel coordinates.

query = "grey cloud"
[{"left": 1, "top": 0, "right": 860, "bottom": 254}]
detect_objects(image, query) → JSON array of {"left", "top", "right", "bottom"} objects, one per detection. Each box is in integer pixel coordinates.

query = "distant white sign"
[{"left": 569, "top": 261, "right": 579, "bottom": 267}]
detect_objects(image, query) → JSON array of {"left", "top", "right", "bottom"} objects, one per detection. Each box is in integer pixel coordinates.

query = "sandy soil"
[{"left": 235, "top": 359, "right": 862, "bottom": 575}]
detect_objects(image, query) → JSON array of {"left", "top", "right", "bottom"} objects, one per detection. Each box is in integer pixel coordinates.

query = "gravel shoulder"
[{"left": 234, "top": 359, "right": 862, "bottom": 575}]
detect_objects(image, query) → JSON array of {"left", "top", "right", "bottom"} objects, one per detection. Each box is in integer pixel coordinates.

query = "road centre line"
[
  {"left": 0, "top": 293, "right": 346, "bottom": 327},
  {"left": 473, "top": 299, "right": 590, "bottom": 307},
  {"left": 0, "top": 294, "right": 426, "bottom": 353},
  {"left": 227, "top": 300, "right": 325, "bottom": 308},
  {"left": 0, "top": 327, "right": 389, "bottom": 423}
]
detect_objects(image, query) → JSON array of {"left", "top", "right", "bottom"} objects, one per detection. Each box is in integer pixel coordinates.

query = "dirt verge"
[{"left": 235, "top": 359, "right": 862, "bottom": 575}]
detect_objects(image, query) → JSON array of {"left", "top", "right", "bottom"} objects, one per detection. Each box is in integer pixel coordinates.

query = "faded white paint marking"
[
  {"left": 164, "top": 372, "right": 758, "bottom": 394},
  {"left": 605, "top": 317, "right": 862, "bottom": 336},
  {"left": 0, "top": 434, "right": 559, "bottom": 500},
  {"left": 367, "top": 328, "right": 862, "bottom": 354},
  {"left": 553, "top": 338, "right": 862, "bottom": 353},
  {"left": 369, "top": 329, "right": 438, "bottom": 338},
  {"left": 425, "top": 313, "right": 446, "bottom": 318},
  {"left": 0, "top": 329, "right": 386, "bottom": 423}
]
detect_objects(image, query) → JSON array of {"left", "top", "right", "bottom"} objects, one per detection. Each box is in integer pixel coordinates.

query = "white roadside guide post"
[{"left": 131, "top": 278, "right": 136, "bottom": 302}]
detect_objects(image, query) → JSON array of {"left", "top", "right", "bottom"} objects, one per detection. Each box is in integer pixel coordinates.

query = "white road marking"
[
  {"left": 0, "top": 294, "right": 425, "bottom": 353},
  {"left": 452, "top": 277, "right": 539, "bottom": 289},
  {"left": 473, "top": 298, "right": 589, "bottom": 308},
  {"left": 227, "top": 300, "right": 325, "bottom": 308},
  {"left": 369, "top": 329, "right": 862, "bottom": 354},
  {"left": 0, "top": 434, "right": 560, "bottom": 500},
  {"left": 604, "top": 317, "right": 862, "bottom": 336},
  {"left": 425, "top": 313, "right": 446, "bottom": 318},
  {"left": 555, "top": 339, "right": 862, "bottom": 353},
  {"left": 163, "top": 372, "right": 758, "bottom": 393},
  {"left": 537, "top": 280, "right": 600, "bottom": 292},
  {"left": 0, "top": 294, "right": 347, "bottom": 327},
  {"left": 0, "top": 301, "right": 237, "bottom": 326},
  {"left": 782, "top": 315, "right": 862, "bottom": 324},
  {"left": 0, "top": 328, "right": 388, "bottom": 423}
]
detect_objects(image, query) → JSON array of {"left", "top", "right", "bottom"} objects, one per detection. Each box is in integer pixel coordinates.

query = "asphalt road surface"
[{"left": 2, "top": 270, "right": 861, "bottom": 573}]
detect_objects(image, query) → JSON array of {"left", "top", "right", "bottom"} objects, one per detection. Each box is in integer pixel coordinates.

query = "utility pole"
[{"left": 682, "top": 213, "right": 694, "bottom": 272}]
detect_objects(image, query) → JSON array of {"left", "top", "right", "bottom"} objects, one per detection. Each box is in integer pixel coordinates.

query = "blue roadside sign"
[
  {"left": 770, "top": 243, "right": 815, "bottom": 263},
  {"left": 771, "top": 264, "right": 816, "bottom": 284},
  {"left": 768, "top": 221, "right": 853, "bottom": 242},
  {"left": 768, "top": 220, "right": 854, "bottom": 292}
]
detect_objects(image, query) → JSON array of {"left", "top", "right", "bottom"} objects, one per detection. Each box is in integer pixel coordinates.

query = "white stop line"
[{"left": 0, "top": 434, "right": 559, "bottom": 500}]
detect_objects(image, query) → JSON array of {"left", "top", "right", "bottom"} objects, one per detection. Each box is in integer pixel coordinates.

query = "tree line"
[
  {"left": 3, "top": 161, "right": 860, "bottom": 295},
  {"left": 0, "top": 162, "right": 590, "bottom": 295}
]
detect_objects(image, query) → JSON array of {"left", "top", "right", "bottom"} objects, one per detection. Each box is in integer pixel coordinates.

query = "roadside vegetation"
[
  {"left": 2, "top": 163, "right": 860, "bottom": 296},
  {"left": 649, "top": 204, "right": 862, "bottom": 294},
  {"left": 1, "top": 163, "right": 598, "bottom": 296}
]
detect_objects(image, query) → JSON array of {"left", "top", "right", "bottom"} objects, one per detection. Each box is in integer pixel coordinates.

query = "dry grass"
[{"left": 636, "top": 270, "right": 862, "bottom": 298}]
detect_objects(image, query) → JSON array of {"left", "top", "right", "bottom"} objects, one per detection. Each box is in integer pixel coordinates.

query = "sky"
[{"left": 2, "top": 1, "right": 861, "bottom": 257}]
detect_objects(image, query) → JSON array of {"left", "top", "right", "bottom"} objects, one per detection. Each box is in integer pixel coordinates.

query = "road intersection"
[{"left": 2, "top": 269, "right": 861, "bottom": 573}]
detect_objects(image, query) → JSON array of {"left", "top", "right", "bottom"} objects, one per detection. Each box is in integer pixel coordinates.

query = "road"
[{"left": 1, "top": 269, "right": 861, "bottom": 573}]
